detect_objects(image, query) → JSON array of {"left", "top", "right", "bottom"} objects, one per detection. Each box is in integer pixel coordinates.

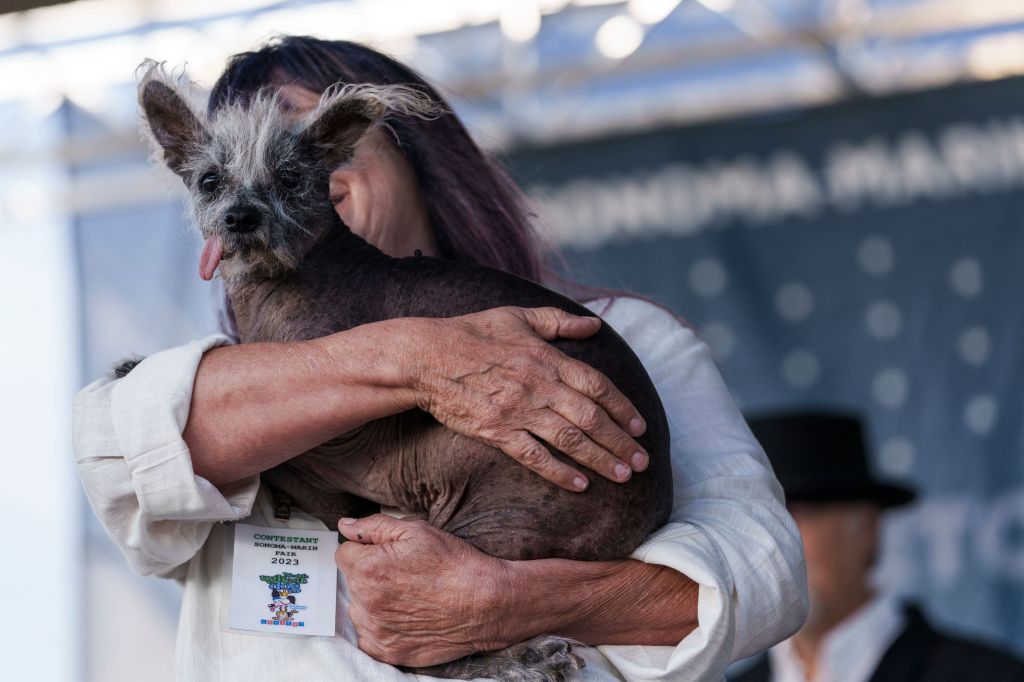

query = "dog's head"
[{"left": 137, "top": 60, "right": 439, "bottom": 280}]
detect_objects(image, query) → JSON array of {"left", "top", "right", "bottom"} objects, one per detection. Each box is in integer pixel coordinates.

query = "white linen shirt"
[
  {"left": 768, "top": 594, "right": 906, "bottom": 682},
  {"left": 73, "top": 297, "right": 807, "bottom": 682}
]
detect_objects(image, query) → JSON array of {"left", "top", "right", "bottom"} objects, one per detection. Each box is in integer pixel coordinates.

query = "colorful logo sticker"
[{"left": 260, "top": 572, "right": 309, "bottom": 627}]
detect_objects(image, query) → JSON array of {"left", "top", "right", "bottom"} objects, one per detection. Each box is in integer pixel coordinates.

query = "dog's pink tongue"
[{"left": 199, "top": 235, "right": 224, "bottom": 281}]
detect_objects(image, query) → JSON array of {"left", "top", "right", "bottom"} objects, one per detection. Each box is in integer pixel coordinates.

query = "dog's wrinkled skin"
[{"left": 136, "top": 61, "right": 672, "bottom": 682}]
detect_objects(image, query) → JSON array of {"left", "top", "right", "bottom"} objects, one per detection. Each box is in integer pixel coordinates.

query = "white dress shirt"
[
  {"left": 768, "top": 594, "right": 906, "bottom": 682},
  {"left": 73, "top": 296, "right": 808, "bottom": 681}
]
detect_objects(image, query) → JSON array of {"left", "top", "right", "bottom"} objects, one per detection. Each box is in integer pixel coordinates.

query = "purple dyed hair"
[{"left": 208, "top": 36, "right": 548, "bottom": 281}]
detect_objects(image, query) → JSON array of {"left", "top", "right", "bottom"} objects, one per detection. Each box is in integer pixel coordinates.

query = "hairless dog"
[{"left": 135, "top": 61, "right": 672, "bottom": 682}]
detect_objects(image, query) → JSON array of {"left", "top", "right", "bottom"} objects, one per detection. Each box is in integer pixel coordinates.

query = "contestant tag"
[{"left": 228, "top": 523, "right": 338, "bottom": 636}]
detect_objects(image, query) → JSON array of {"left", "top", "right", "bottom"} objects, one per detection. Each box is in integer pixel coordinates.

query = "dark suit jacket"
[{"left": 730, "top": 607, "right": 1024, "bottom": 682}]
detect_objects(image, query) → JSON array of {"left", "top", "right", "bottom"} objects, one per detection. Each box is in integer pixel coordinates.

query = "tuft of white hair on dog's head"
[
  {"left": 134, "top": 59, "right": 448, "bottom": 279},
  {"left": 204, "top": 88, "right": 295, "bottom": 189}
]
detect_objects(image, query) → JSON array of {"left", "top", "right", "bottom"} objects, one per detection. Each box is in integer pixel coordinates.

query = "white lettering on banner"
[
  {"left": 876, "top": 487, "right": 1024, "bottom": 591},
  {"left": 529, "top": 117, "right": 1024, "bottom": 248},
  {"left": 977, "top": 489, "right": 1024, "bottom": 580},
  {"left": 914, "top": 501, "right": 971, "bottom": 586}
]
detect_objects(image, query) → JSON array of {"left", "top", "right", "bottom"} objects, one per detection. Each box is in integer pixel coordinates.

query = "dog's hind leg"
[{"left": 412, "top": 635, "right": 586, "bottom": 682}]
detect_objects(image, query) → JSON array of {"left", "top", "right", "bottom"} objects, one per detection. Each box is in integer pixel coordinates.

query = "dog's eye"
[{"left": 200, "top": 172, "right": 220, "bottom": 193}]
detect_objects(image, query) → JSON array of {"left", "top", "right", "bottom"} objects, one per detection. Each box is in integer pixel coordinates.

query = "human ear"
[
  {"left": 858, "top": 505, "right": 882, "bottom": 571},
  {"left": 328, "top": 168, "right": 351, "bottom": 205},
  {"left": 137, "top": 61, "right": 207, "bottom": 178}
]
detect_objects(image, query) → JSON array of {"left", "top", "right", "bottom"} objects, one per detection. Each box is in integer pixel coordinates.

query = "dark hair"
[{"left": 208, "top": 35, "right": 547, "bottom": 282}]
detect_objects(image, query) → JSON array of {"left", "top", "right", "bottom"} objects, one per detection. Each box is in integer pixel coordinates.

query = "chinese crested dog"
[{"left": 136, "top": 60, "right": 672, "bottom": 682}]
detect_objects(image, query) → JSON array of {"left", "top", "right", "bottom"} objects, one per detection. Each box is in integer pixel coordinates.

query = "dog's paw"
[
  {"left": 111, "top": 355, "right": 145, "bottom": 379},
  {"left": 501, "top": 635, "right": 586, "bottom": 682},
  {"left": 416, "top": 635, "right": 585, "bottom": 682}
]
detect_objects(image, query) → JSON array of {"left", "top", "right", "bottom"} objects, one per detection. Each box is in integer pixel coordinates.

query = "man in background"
[{"left": 731, "top": 411, "right": 1024, "bottom": 682}]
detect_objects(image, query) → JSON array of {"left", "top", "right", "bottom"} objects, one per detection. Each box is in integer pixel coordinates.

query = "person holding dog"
[
  {"left": 731, "top": 411, "right": 1024, "bottom": 682},
  {"left": 73, "top": 37, "right": 807, "bottom": 681}
]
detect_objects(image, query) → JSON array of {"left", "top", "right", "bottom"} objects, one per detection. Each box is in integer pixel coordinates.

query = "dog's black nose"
[{"left": 224, "top": 205, "right": 261, "bottom": 233}]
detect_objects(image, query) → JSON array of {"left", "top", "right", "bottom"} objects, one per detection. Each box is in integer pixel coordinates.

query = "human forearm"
[
  {"left": 186, "top": 306, "right": 649, "bottom": 489},
  {"left": 499, "top": 556, "right": 699, "bottom": 646},
  {"left": 336, "top": 514, "right": 700, "bottom": 667},
  {"left": 185, "top": 318, "right": 417, "bottom": 485}
]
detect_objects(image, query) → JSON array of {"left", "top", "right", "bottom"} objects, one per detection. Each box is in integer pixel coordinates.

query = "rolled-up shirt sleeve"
[
  {"left": 72, "top": 334, "right": 259, "bottom": 578},
  {"left": 590, "top": 298, "right": 808, "bottom": 681}
]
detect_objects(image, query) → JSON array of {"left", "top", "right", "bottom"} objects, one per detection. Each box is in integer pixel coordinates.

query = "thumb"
[
  {"left": 338, "top": 514, "right": 409, "bottom": 545},
  {"left": 520, "top": 306, "right": 601, "bottom": 341}
]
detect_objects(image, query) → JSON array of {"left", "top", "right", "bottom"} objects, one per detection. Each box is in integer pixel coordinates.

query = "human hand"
[
  {"left": 336, "top": 515, "right": 514, "bottom": 667},
  {"left": 337, "top": 515, "right": 700, "bottom": 665},
  {"left": 402, "top": 306, "right": 649, "bottom": 491}
]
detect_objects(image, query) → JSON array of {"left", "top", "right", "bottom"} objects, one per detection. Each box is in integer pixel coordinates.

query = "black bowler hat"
[{"left": 747, "top": 411, "right": 916, "bottom": 508}]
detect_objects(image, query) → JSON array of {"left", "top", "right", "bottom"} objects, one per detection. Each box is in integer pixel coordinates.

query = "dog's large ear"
[
  {"left": 304, "top": 84, "right": 441, "bottom": 169},
  {"left": 138, "top": 63, "right": 206, "bottom": 179}
]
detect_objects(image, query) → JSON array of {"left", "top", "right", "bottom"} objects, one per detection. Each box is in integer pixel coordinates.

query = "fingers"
[
  {"left": 528, "top": 410, "right": 635, "bottom": 483},
  {"left": 438, "top": 305, "right": 650, "bottom": 488},
  {"left": 338, "top": 514, "right": 408, "bottom": 545},
  {"left": 497, "top": 430, "right": 590, "bottom": 492},
  {"left": 336, "top": 538, "right": 369, "bottom": 570},
  {"left": 556, "top": 356, "right": 646, "bottom": 438},
  {"left": 514, "top": 306, "right": 646, "bottom": 438},
  {"left": 542, "top": 385, "right": 649, "bottom": 476},
  {"left": 554, "top": 381, "right": 648, "bottom": 471},
  {"left": 516, "top": 307, "right": 601, "bottom": 341},
  {"left": 349, "top": 602, "right": 392, "bottom": 662},
  {"left": 350, "top": 602, "right": 430, "bottom": 667},
  {"left": 348, "top": 601, "right": 372, "bottom": 636}
]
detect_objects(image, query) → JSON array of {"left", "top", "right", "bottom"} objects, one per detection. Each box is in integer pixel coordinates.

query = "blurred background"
[{"left": 1, "top": 0, "right": 1022, "bottom": 679}]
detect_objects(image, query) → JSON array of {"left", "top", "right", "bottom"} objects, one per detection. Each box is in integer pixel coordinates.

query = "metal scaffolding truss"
[{"left": 1, "top": 0, "right": 1023, "bottom": 214}]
